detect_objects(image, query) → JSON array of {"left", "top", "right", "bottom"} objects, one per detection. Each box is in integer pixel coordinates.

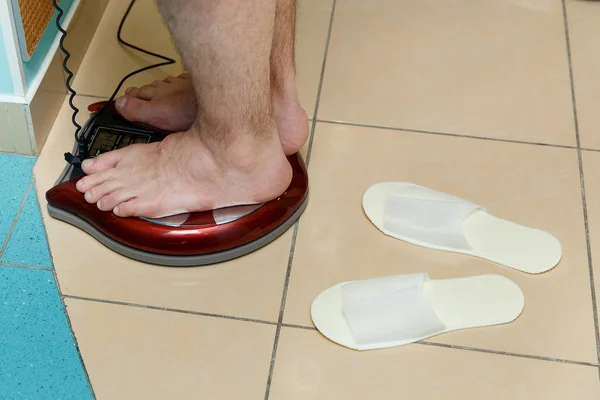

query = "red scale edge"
[{"left": 46, "top": 105, "right": 309, "bottom": 256}]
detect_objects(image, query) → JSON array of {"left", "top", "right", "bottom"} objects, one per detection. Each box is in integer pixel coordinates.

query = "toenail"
[
  {"left": 113, "top": 206, "right": 121, "bottom": 217},
  {"left": 84, "top": 192, "right": 92, "bottom": 202},
  {"left": 116, "top": 96, "right": 127, "bottom": 109},
  {"left": 82, "top": 159, "right": 93, "bottom": 169},
  {"left": 125, "top": 87, "right": 133, "bottom": 94}
]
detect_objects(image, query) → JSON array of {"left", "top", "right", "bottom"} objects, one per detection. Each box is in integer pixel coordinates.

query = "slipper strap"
[
  {"left": 382, "top": 188, "right": 484, "bottom": 251},
  {"left": 341, "top": 273, "right": 446, "bottom": 346}
]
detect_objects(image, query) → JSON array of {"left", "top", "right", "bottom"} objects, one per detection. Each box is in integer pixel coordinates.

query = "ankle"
[
  {"left": 197, "top": 104, "right": 276, "bottom": 134},
  {"left": 198, "top": 121, "right": 283, "bottom": 166},
  {"left": 271, "top": 76, "right": 300, "bottom": 104},
  {"left": 213, "top": 131, "right": 292, "bottom": 200}
]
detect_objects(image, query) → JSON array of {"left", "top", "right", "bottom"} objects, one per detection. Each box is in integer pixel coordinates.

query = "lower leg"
[
  {"left": 115, "top": 0, "right": 308, "bottom": 155},
  {"left": 270, "top": 0, "right": 310, "bottom": 154},
  {"left": 158, "top": 0, "right": 278, "bottom": 144},
  {"left": 77, "top": 0, "right": 292, "bottom": 218}
]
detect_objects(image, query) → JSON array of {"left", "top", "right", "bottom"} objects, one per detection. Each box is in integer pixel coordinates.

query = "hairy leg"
[
  {"left": 270, "top": 0, "right": 310, "bottom": 154},
  {"left": 115, "top": 0, "right": 308, "bottom": 155},
  {"left": 77, "top": 0, "right": 292, "bottom": 218}
]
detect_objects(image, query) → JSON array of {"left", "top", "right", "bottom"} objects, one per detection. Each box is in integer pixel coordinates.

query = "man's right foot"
[
  {"left": 272, "top": 90, "right": 310, "bottom": 156},
  {"left": 116, "top": 74, "right": 309, "bottom": 155}
]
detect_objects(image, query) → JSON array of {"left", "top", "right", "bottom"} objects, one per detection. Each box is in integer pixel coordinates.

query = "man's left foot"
[
  {"left": 117, "top": 73, "right": 197, "bottom": 132},
  {"left": 75, "top": 123, "right": 292, "bottom": 218},
  {"left": 117, "top": 74, "right": 309, "bottom": 155}
]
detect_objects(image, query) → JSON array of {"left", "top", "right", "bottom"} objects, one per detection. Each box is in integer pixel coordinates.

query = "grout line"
[
  {"left": 54, "top": 292, "right": 600, "bottom": 371},
  {"left": 305, "top": 1, "right": 337, "bottom": 165},
  {"left": 57, "top": 290, "right": 600, "bottom": 371},
  {"left": 0, "top": 183, "right": 32, "bottom": 259},
  {"left": 582, "top": 147, "right": 600, "bottom": 154},
  {"left": 305, "top": 116, "right": 318, "bottom": 166},
  {"left": 264, "top": 222, "right": 301, "bottom": 399},
  {"left": 418, "top": 341, "right": 600, "bottom": 368},
  {"left": 63, "top": 294, "right": 278, "bottom": 327},
  {"left": 281, "top": 323, "right": 316, "bottom": 331},
  {"left": 32, "top": 188, "right": 98, "bottom": 400},
  {"left": 0, "top": 261, "right": 51, "bottom": 271},
  {"left": 51, "top": 285, "right": 98, "bottom": 399},
  {"left": 263, "top": 2, "right": 337, "bottom": 399},
  {"left": 561, "top": 0, "right": 600, "bottom": 368},
  {"left": 317, "top": 119, "right": 579, "bottom": 150},
  {"left": 266, "top": 320, "right": 600, "bottom": 368}
]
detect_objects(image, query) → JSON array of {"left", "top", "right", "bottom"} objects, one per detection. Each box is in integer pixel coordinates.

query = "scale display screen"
[{"left": 88, "top": 127, "right": 151, "bottom": 157}]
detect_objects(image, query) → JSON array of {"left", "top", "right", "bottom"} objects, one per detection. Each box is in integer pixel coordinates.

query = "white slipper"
[
  {"left": 362, "top": 182, "right": 562, "bottom": 274},
  {"left": 311, "top": 273, "right": 524, "bottom": 351}
]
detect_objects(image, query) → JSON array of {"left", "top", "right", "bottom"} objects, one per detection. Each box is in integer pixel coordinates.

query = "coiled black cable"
[
  {"left": 52, "top": 0, "right": 81, "bottom": 141},
  {"left": 52, "top": 0, "right": 177, "bottom": 163}
]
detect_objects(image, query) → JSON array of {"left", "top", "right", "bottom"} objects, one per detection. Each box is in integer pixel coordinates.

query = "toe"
[
  {"left": 113, "top": 198, "right": 143, "bottom": 218},
  {"left": 76, "top": 168, "right": 118, "bottom": 193},
  {"left": 83, "top": 179, "right": 121, "bottom": 203},
  {"left": 136, "top": 85, "right": 157, "bottom": 100},
  {"left": 97, "top": 189, "right": 135, "bottom": 212},
  {"left": 115, "top": 96, "right": 155, "bottom": 126},
  {"left": 125, "top": 87, "right": 138, "bottom": 95},
  {"left": 113, "top": 198, "right": 161, "bottom": 218},
  {"left": 81, "top": 149, "right": 123, "bottom": 175},
  {"left": 125, "top": 87, "right": 140, "bottom": 97}
]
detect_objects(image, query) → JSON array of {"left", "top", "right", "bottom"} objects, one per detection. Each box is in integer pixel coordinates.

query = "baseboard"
[{"left": 0, "top": 0, "right": 109, "bottom": 156}]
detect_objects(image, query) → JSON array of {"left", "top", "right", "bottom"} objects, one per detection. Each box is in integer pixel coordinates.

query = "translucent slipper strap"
[
  {"left": 341, "top": 274, "right": 446, "bottom": 346},
  {"left": 383, "top": 195, "right": 483, "bottom": 251}
]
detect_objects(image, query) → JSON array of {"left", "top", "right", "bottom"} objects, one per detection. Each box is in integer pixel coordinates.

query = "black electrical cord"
[
  {"left": 52, "top": 0, "right": 176, "bottom": 164},
  {"left": 52, "top": 0, "right": 81, "bottom": 142}
]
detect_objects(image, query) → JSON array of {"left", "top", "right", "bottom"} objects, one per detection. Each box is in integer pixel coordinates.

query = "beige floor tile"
[
  {"left": 318, "top": 0, "right": 575, "bottom": 146},
  {"left": 565, "top": 0, "right": 600, "bottom": 150},
  {"left": 65, "top": 298, "right": 275, "bottom": 400},
  {"left": 33, "top": 96, "right": 297, "bottom": 322},
  {"left": 284, "top": 122, "right": 597, "bottom": 363},
  {"left": 71, "top": 0, "right": 332, "bottom": 116},
  {"left": 71, "top": 0, "right": 183, "bottom": 97},
  {"left": 582, "top": 150, "right": 600, "bottom": 335},
  {"left": 296, "top": 0, "right": 335, "bottom": 115},
  {"left": 269, "top": 327, "right": 600, "bottom": 400}
]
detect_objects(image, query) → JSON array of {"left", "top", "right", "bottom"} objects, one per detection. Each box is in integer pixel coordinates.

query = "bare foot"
[
  {"left": 75, "top": 124, "right": 292, "bottom": 218},
  {"left": 117, "top": 73, "right": 197, "bottom": 132},
  {"left": 116, "top": 75, "right": 309, "bottom": 155},
  {"left": 272, "top": 91, "right": 310, "bottom": 156}
]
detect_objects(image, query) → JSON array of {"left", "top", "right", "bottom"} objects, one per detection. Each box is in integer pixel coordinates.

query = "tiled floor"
[
  {"left": 0, "top": 154, "right": 92, "bottom": 399},
  {"left": 6, "top": 0, "right": 600, "bottom": 398}
]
